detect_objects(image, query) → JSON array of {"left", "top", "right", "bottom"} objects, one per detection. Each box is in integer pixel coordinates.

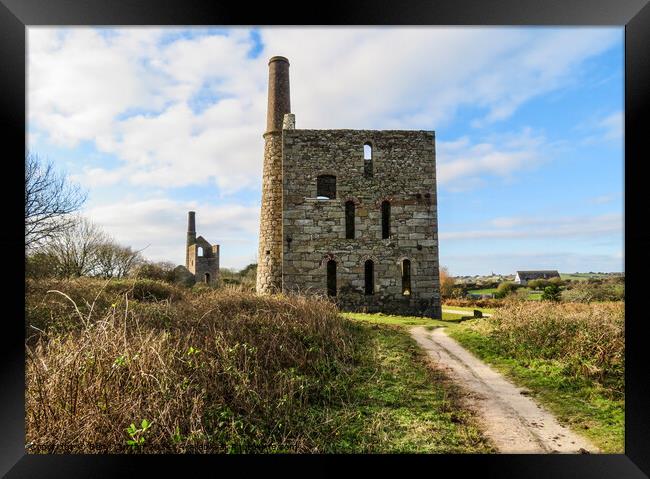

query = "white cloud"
[
  {"left": 28, "top": 28, "right": 168, "bottom": 148},
  {"left": 437, "top": 128, "right": 546, "bottom": 188},
  {"left": 577, "top": 110, "right": 623, "bottom": 145},
  {"left": 588, "top": 192, "right": 621, "bottom": 205},
  {"left": 599, "top": 111, "right": 624, "bottom": 141},
  {"left": 260, "top": 27, "right": 619, "bottom": 130},
  {"left": 28, "top": 27, "right": 621, "bottom": 194}
]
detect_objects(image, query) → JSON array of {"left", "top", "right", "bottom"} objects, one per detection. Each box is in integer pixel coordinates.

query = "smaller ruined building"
[{"left": 186, "top": 211, "right": 220, "bottom": 284}]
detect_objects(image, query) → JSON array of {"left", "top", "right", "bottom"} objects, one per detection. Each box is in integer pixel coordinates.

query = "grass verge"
[
  {"left": 447, "top": 302, "right": 624, "bottom": 453},
  {"left": 319, "top": 323, "right": 494, "bottom": 452},
  {"left": 343, "top": 311, "right": 465, "bottom": 328}
]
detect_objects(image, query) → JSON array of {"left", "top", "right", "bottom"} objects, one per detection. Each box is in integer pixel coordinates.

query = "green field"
[
  {"left": 468, "top": 287, "right": 545, "bottom": 301},
  {"left": 560, "top": 273, "right": 620, "bottom": 281},
  {"left": 467, "top": 288, "right": 498, "bottom": 295},
  {"left": 526, "top": 291, "right": 542, "bottom": 301}
]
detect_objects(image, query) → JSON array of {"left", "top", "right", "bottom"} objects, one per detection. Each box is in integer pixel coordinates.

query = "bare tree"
[
  {"left": 25, "top": 153, "right": 87, "bottom": 250},
  {"left": 46, "top": 216, "right": 108, "bottom": 277},
  {"left": 94, "top": 242, "right": 143, "bottom": 279}
]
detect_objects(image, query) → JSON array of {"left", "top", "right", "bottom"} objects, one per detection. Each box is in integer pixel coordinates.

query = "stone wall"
[
  {"left": 256, "top": 132, "right": 284, "bottom": 293},
  {"left": 256, "top": 57, "right": 290, "bottom": 294},
  {"left": 187, "top": 240, "right": 220, "bottom": 285},
  {"left": 281, "top": 129, "right": 441, "bottom": 318}
]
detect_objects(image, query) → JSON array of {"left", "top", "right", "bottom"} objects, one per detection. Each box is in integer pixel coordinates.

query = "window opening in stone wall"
[
  {"left": 381, "top": 200, "right": 391, "bottom": 239},
  {"left": 326, "top": 260, "right": 337, "bottom": 297},
  {"left": 345, "top": 201, "right": 355, "bottom": 239},
  {"left": 197, "top": 246, "right": 204, "bottom": 256},
  {"left": 204, "top": 272, "right": 210, "bottom": 283},
  {"left": 402, "top": 259, "right": 411, "bottom": 296},
  {"left": 364, "top": 142, "right": 373, "bottom": 178},
  {"left": 316, "top": 175, "right": 336, "bottom": 199},
  {"left": 365, "top": 260, "right": 374, "bottom": 295}
]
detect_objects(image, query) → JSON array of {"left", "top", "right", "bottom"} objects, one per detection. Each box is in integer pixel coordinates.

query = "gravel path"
[{"left": 410, "top": 326, "right": 599, "bottom": 454}]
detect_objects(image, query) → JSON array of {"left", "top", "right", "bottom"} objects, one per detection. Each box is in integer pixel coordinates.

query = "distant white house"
[{"left": 514, "top": 270, "right": 560, "bottom": 285}]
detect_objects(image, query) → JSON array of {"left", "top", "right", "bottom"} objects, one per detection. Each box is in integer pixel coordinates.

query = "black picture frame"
[{"left": 2, "top": 0, "right": 648, "bottom": 476}]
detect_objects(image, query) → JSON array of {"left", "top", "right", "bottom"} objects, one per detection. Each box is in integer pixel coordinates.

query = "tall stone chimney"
[
  {"left": 256, "top": 56, "right": 290, "bottom": 294},
  {"left": 186, "top": 211, "right": 196, "bottom": 267}
]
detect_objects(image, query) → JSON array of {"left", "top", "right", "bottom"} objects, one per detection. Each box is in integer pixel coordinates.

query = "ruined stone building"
[
  {"left": 256, "top": 56, "right": 441, "bottom": 318},
  {"left": 186, "top": 211, "right": 220, "bottom": 285}
]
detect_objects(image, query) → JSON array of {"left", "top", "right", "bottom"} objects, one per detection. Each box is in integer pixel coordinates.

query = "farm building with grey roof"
[{"left": 514, "top": 270, "right": 560, "bottom": 285}]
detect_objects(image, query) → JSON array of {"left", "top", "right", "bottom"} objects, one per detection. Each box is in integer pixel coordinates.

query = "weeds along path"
[
  {"left": 410, "top": 326, "right": 599, "bottom": 454},
  {"left": 442, "top": 308, "right": 492, "bottom": 317}
]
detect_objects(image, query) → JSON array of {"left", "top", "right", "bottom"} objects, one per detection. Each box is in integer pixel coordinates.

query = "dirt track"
[{"left": 410, "top": 326, "right": 599, "bottom": 454}]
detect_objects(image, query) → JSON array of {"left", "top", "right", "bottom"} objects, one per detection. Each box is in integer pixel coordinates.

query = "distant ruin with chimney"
[
  {"left": 256, "top": 56, "right": 442, "bottom": 318},
  {"left": 184, "top": 211, "right": 220, "bottom": 285}
]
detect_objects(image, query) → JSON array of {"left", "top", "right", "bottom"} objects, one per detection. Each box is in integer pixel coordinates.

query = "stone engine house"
[
  {"left": 186, "top": 211, "right": 220, "bottom": 285},
  {"left": 256, "top": 56, "right": 441, "bottom": 318}
]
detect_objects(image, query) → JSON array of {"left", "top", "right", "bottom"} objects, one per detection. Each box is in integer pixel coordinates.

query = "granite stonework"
[
  {"left": 257, "top": 56, "right": 290, "bottom": 294},
  {"left": 256, "top": 56, "right": 441, "bottom": 318},
  {"left": 281, "top": 129, "right": 441, "bottom": 318},
  {"left": 186, "top": 211, "right": 220, "bottom": 285}
]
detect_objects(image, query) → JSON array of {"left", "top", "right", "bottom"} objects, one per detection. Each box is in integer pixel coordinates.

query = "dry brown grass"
[
  {"left": 468, "top": 300, "right": 624, "bottom": 394},
  {"left": 26, "top": 278, "right": 356, "bottom": 453}
]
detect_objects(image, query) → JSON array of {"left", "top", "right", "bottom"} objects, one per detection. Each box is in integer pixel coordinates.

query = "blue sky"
[{"left": 27, "top": 27, "right": 624, "bottom": 275}]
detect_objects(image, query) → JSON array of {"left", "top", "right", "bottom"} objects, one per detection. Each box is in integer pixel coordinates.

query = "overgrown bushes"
[
  {"left": 494, "top": 281, "right": 520, "bottom": 299},
  {"left": 461, "top": 301, "right": 624, "bottom": 395},
  {"left": 562, "top": 280, "right": 624, "bottom": 302},
  {"left": 25, "top": 279, "right": 358, "bottom": 453}
]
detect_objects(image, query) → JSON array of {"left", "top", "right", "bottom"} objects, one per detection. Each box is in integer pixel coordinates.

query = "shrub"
[
  {"left": 25, "top": 278, "right": 184, "bottom": 338},
  {"left": 25, "top": 280, "right": 356, "bottom": 453},
  {"left": 131, "top": 261, "right": 176, "bottom": 283},
  {"left": 494, "top": 281, "right": 519, "bottom": 299},
  {"left": 562, "top": 281, "right": 624, "bottom": 302},
  {"left": 527, "top": 279, "right": 548, "bottom": 290},
  {"left": 173, "top": 265, "right": 195, "bottom": 287},
  {"left": 26, "top": 252, "right": 60, "bottom": 279},
  {"left": 463, "top": 301, "right": 624, "bottom": 394},
  {"left": 105, "top": 279, "right": 183, "bottom": 302},
  {"left": 541, "top": 284, "right": 561, "bottom": 301}
]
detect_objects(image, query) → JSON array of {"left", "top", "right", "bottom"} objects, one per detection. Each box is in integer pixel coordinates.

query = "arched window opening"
[
  {"left": 317, "top": 175, "right": 336, "bottom": 199},
  {"left": 381, "top": 200, "right": 391, "bottom": 239},
  {"left": 364, "top": 143, "right": 372, "bottom": 160},
  {"left": 204, "top": 272, "right": 211, "bottom": 283},
  {"left": 363, "top": 142, "right": 373, "bottom": 178},
  {"left": 402, "top": 259, "right": 412, "bottom": 296},
  {"left": 197, "top": 246, "right": 204, "bottom": 257},
  {"left": 345, "top": 201, "right": 355, "bottom": 239},
  {"left": 326, "top": 260, "right": 337, "bottom": 297},
  {"left": 365, "top": 260, "right": 374, "bottom": 295}
]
